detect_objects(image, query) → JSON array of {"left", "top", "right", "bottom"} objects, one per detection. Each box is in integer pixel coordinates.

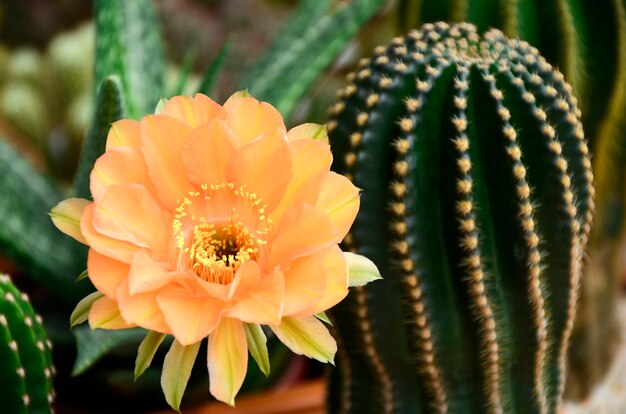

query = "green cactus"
[
  {"left": 0, "top": 274, "right": 55, "bottom": 413},
  {"left": 326, "top": 22, "right": 593, "bottom": 414}
]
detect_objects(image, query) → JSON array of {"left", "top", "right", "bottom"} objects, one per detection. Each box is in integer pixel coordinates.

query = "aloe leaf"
[
  {"left": 171, "top": 49, "right": 197, "bottom": 96},
  {"left": 72, "top": 326, "right": 145, "bottom": 375},
  {"left": 196, "top": 38, "right": 233, "bottom": 97},
  {"left": 240, "top": 0, "right": 386, "bottom": 118},
  {"left": 94, "top": 0, "right": 165, "bottom": 118},
  {"left": 0, "top": 139, "right": 87, "bottom": 303},
  {"left": 71, "top": 76, "right": 124, "bottom": 199}
]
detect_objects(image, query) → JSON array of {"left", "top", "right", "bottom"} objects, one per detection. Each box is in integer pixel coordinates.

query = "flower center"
[
  {"left": 188, "top": 221, "right": 258, "bottom": 284},
  {"left": 171, "top": 183, "right": 269, "bottom": 285}
]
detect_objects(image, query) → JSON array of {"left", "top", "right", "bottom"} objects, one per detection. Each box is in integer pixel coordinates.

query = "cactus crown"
[
  {"left": 327, "top": 22, "right": 594, "bottom": 414},
  {"left": 0, "top": 274, "right": 55, "bottom": 413}
]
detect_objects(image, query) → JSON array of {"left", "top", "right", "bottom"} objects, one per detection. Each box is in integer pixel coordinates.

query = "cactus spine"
[
  {"left": 0, "top": 274, "right": 55, "bottom": 413},
  {"left": 327, "top": 22, "right": 593, "bottom": 414}
]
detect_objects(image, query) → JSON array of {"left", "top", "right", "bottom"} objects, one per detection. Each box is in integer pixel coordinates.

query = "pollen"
[{"left": 171, "top": 184, "right": 269, "bottom": 285}]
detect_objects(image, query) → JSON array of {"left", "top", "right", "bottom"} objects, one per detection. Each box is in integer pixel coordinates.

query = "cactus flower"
[{"left": 51, "top": 91, "right": 377, "bottom": 409}]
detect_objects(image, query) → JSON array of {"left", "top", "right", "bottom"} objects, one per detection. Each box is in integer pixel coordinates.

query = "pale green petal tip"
[{"left": 345, "top": 252, "right": 383, "bottom": 287}]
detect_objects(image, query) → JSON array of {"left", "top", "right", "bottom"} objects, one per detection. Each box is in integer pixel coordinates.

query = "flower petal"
[
  {"left": 161, "top": 94, "right": 226, "bottom": 128},
  {"left": 207, "top": 318, "right": 248, "bottom": 406},
  {"left": 88, "top": 296, "right": 134, "bottom": 329},
  {"left": 281, "top": 252, "right": 327, "bottom": 316},
  {"left": 157, "top": 287, "right": 225, "bottom": 345},
  {"left": 128, "top": 249, "right": 178, "bottom": 295},
  {"left": 227, "top": 129, "right": 292, "bottom": 213},
  {"left": 50, "top": 198, "right": 90, "bottom": 244},
  {"left": 227, "top": 262, "right": 284, "bottom": 325},
  {"left": 88, "top": 248, "right": 129, "bottom": 298},
  {"left": 81, "top": 204, "right": 138, "bottom": 263},
  {"left": 224, "top": 91, "right": 286, "bottom": 146},
  {"left": 299, "top": 245, "right": 348, "bottom": 316},
  {"left": 269, "top": 138, "right": 332, "bottom": 225},
  {"left": 181, "top": 118, "right": 238, "bottom": 186},
  {"left": 117, "top": 279, "right": 169, "bottom": 333},
  {"left": 286, "top": 123, "right": 328, "bottom": 142},
  {"left": 266, "top": 204, "right": 337, "bottom": 269},
  {"left": 93, "top": 184, "right": 167, "bottom": 253},
  {"left": 140, "top": 114, "right": 194, "bottom": 209},
  {"left": 90, "top": 146, "right": 156, "bottom": 203},
  {"left": 105, "top": 119, "right": 141, "bottom": 150},
  {"left": 269, "top": 315, "right": 336, "bottom": 363},
  {"left": 315, "top": 172, "right": 360, "bottom": 242}
]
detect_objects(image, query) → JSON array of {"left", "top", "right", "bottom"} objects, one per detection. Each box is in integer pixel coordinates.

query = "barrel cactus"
[
  {"left": 0, "top": 274, "right": 55, "bottom": 413},
  {"left": 326, "top": 22, "right": 593, "bottom": 413}
]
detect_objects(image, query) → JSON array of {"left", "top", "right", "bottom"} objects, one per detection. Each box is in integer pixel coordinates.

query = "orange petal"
[
  {"left": 266, "top": 204, "right": 337, "bottom": 269},
  {"left": 88, "top": 248, "right": 129, "bottom": 298},
  {"left": 157, "top": 287, "right": 225, "bottom": 346},
  {"left": 105, "top": 119, "right": 141, "bottom": 150},
  {"left": 227, "top": 264, "right": 284, "bottom": 325},
  {"left": 127, "top": 249, "right": 178, "bottom": 295},
  {"left": 161, "top": 94, "right": 226, "bottom": 128},
  {"left": 81, "top": 204, "right": 138, "bottom": 264},
  {"left": 140, "top": 114, "right": 194, "bottom": 209},
  {"left": 90, "top": 146, "right": 156, "bottom": 202},
  {"left": 88, "top": 296, "right": 135, "bottom": 329},
  {"left": 270, "top": 138, "right": 332, "bottom": 225},
  {"left": 269, "top": 315, "right": 336, "bottom": 363},
  {"left": 299, "top": 245, "right": 348, "bottom": 316},
  {"left": 315, "top": 172, "right": 360, "bottom": 242},
  {"left": 181, "top": 118, "right": 239, "bottom": 186},
  {"left": 116, "top": 279, "right": 169, "bottom": 333},
  {"left": 281, "top": 251, "right": 327, "bottom": 316},
  {"left": 93, "top": 184, "right": 167, "bottom": 253},
  {"left": 227, "top": 129, "right": 292, "bottom": 213},
  {"left": 50, "top": 198, "right": 90, "bottom": 244},
  {"left": 207, "top": 318, "right": 248, "bottom": 406},
  {"left": 224, "top": 91, "right": 286, "bottom": 146},
  {"left": 286, "top": 123, "right": 328, "bottom": 142}
]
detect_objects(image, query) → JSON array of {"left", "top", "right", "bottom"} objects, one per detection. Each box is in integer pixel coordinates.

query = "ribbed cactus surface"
[
  {"left": 326, "top": 22, "right": 594, "bottom": 414},
  {"left": 0, "top": 274, "right": 55, "bottom": 413}
]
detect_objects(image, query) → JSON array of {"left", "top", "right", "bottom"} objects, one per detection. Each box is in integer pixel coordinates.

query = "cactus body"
[
  {"left": 398, "top": 1, "right": 626, "bottom": 399},
  {"left": 0, "top": 274, "right": 55, "bottom": 413},
  {"left": 327, "top": 22, "right": 593, "bottom": 414}
]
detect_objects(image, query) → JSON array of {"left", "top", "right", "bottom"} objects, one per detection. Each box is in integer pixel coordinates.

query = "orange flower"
[{"left": 51, "top": 92, "right": 371, "bottom": 408}]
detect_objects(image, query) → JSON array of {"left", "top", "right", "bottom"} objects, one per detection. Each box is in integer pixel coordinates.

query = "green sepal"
[
  {"left": 69, "top": 291, "right": 103, "bottom": 328},
  {"left": 344, "top": 252, "right": 382, "bottom": 287},
  {"left": 244, "top": 323, "right": 270, "bottom": 377},
  {"left": 134, "top": 330, "right": 166, "bottom": 381},
  {"left": 154, "top": 97, "right": 168, "bottom": 115},
  {"left": 75, "top": 270, "right": 89, "bottom": 282},
  {"left": 161, "top": 339, "right": 201, "bottom": 412},
  {"left": 314, "top": 311, "right": 332, "bottom": 325}
]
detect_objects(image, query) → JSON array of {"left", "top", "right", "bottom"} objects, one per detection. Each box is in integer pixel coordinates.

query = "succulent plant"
[
  {"left": 0, "top": 274, "right": 55, "bottom": 413},
  {"left": 326, "top": 22, "right": 593, "bottom": 413},
  {"left": 396, "top": 3, "right": 626, "bottom": 397}
]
